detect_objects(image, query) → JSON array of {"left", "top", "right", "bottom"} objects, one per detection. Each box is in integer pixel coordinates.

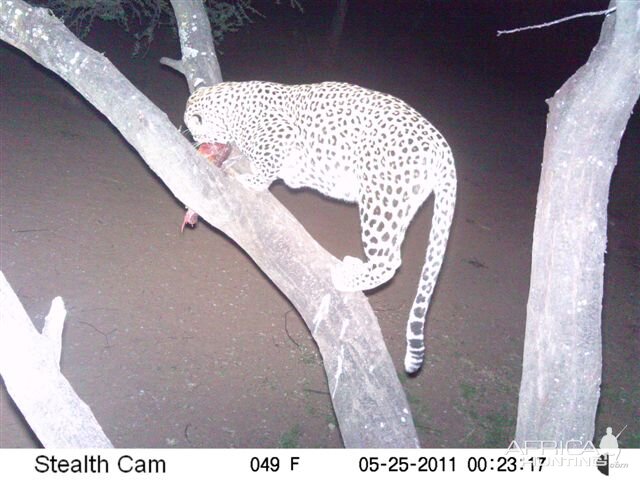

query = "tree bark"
[
  {"left": 0, "top": 0, "right": 419, "bottom": 447},
  {"left": 516, "top": 0, "right": 640, "bottom": 443},
  {"left": 0, "top": 271, "right": 113, "bottom": 448},
  {"left": 169, "top": 0, "right": 223, "bottom": 89}
]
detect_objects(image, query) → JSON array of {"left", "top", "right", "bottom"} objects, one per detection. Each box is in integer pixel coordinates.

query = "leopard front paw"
[{"left": 331, "top": 256, "right": 366, "bottom": 292}]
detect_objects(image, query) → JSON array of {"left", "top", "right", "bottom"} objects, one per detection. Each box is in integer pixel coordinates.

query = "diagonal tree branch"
[{"left": 0, "top": 0, "right": 419, "bottom": 447}]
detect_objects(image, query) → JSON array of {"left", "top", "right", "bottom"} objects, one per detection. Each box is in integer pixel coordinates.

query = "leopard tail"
[{"left": 404, "top": 162, "right": 456, "bottom": 374}]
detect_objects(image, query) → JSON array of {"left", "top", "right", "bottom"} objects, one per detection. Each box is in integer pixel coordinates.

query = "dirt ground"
[{"left": 1, "top": 2, "right": 638, "bottom": 448}]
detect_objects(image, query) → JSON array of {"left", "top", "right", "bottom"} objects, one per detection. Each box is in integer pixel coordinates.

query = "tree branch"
[
  {"left": 170, "top": 0, "right": 223, "bottom": 89},
  {"left": 0, "top": 0, "right": 420, "bottom": 447},
  {"left": 0, "top": 271, "right": 113, "bottom": 448},
  {"left": 159, "top": 56, "right": 184, "bottom": 75},
  {"left": 497, "top": 7, "right": 617, "bottom": 36}
]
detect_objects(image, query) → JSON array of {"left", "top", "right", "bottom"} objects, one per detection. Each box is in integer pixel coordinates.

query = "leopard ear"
[{"left": 191, "top": 114, "right": 203, "bottom": 126}]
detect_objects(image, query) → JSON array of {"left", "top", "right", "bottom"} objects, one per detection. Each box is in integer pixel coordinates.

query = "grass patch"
[
  {"left": 460, "top": 382, "right": 477, "bottom": 401},
  {"left": 481, "top": 410, "right": 513, "bottom": 447},
  {"left": 279, "top": 424, "right": 301, "bottom": 448}
]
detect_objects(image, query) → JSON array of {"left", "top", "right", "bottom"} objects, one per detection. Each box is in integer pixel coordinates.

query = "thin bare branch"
[
  {"left": 159, "top": 56, "right": 185, "bottom": 74},
  {"left": 497, "top": 7, "right": 617, "bottom": 36}
]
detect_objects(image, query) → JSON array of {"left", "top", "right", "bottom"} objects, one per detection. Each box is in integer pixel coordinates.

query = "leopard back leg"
[{"left": 331, "top": 168, "right": 421, "bottom": 291}]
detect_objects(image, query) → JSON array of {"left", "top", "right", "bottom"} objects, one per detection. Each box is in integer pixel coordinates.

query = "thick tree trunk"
[
  {"left": 0, "top": 0, "right": 419, "bottom": 447},
  {"left": 516, "top": 1, "right": 640, "bottom": 443}
]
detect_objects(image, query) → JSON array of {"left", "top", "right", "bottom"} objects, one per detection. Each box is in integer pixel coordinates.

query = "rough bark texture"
[
  {"left": 0, "top": 272, "right": 113, "bottom": 448},
  {"left": 0, "top": 1, "right": 419, "bottom": 447},
  {"left": 516, "top": 1, "right": 640, "bottom": 443},
  {"left": 170, "top": 0, "right": 223, "bottom": 89}
]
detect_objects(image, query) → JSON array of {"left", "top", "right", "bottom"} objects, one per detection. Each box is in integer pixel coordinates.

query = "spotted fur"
[{"left": 185, "top": 81, "right": 456, "bottom": 373}]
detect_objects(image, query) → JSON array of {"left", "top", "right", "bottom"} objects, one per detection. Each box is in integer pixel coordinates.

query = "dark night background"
[{"left": 1, "top": 1, "right": 637, "bottom": 448}]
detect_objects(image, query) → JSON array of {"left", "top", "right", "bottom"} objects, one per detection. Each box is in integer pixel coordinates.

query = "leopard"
[{"left": 184, "top": 81, "right": 456, "bottom": 374}]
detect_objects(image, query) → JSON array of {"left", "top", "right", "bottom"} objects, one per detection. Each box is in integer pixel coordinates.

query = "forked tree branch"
[
  {"left": 0, "top": 271, "right": 113, "bottom": 448},
  {"left": 0, "top": 0, "right": 419, "bottom": 447}
]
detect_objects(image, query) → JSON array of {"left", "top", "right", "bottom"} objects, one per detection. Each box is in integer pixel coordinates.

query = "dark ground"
[{"left": 1, "top": 1, "right": 638, "bottom": 448}]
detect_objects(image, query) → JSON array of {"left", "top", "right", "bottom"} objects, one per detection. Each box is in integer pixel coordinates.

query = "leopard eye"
[{"left": 191, "top": 114, "right": 203, "bottom": 125}]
